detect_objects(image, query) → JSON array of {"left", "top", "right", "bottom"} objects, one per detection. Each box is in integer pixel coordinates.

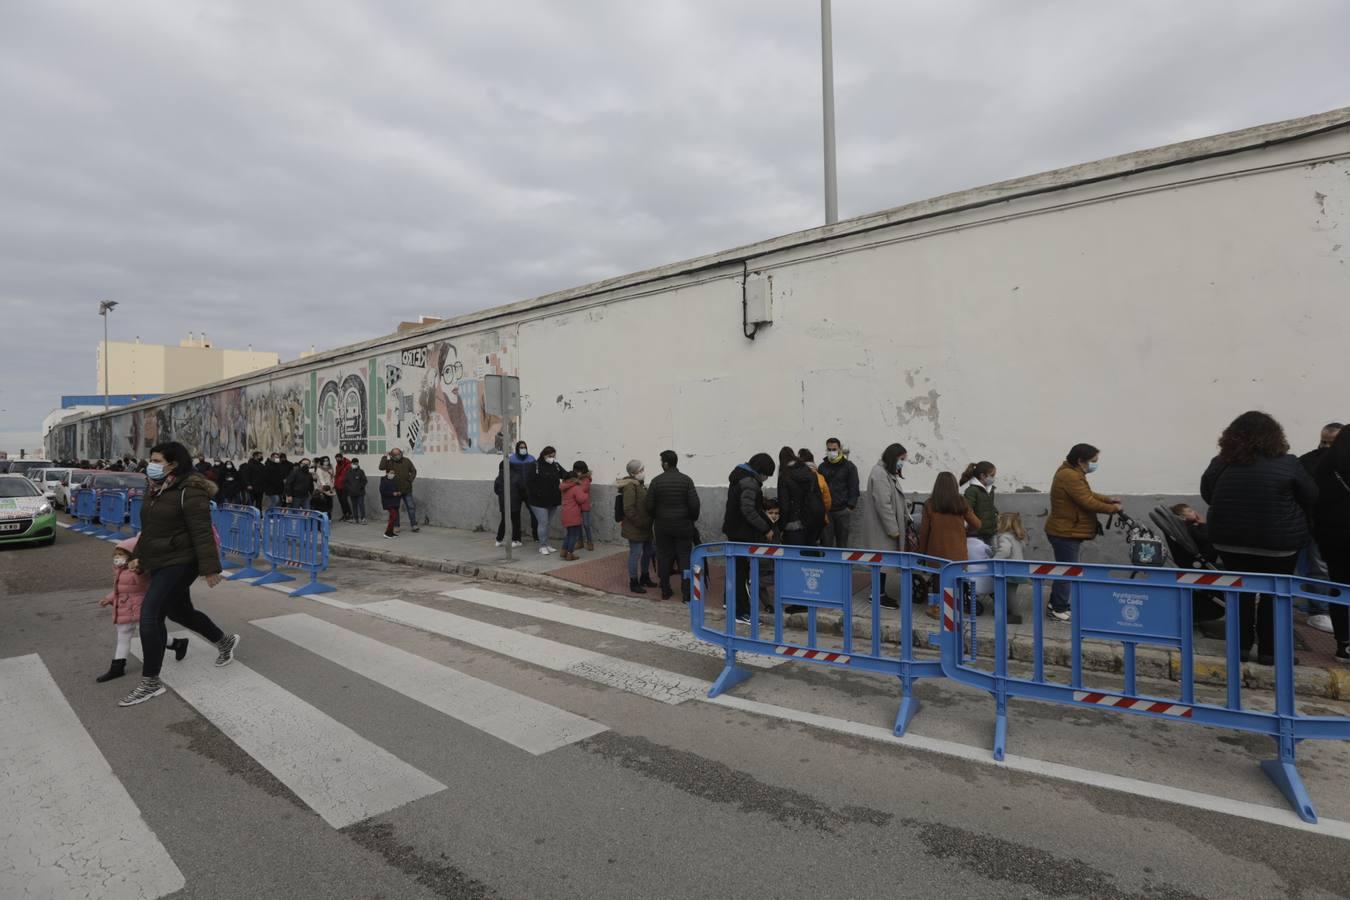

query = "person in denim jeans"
[{"left": 1044, "top": 444, "right": 1121, "bottom": 622}]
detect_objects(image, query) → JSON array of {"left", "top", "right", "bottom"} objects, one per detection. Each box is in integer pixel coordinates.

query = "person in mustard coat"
[{"left": 1044, "top": 443, "right": 1121, "bottom": 621}]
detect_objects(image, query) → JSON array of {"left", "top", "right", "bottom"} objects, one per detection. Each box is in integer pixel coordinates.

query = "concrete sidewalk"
[{"left": 326, "top": 519, "right": 644, "bottom": 598}]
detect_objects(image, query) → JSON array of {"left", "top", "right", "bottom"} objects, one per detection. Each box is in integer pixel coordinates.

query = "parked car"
[
  {"left": 0, "top": 475, "right": 57, "bottom": 547},
  {"left": 7, "top": 460, "right": 53, "bottom": 480},
  {"left": 74, "top": 471, "right": 150, "bottom": 523},
  {"left": 54, "top": 469, "right": 102, "bottom": 509}
]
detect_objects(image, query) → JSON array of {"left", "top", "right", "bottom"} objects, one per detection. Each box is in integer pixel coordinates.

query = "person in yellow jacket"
[{"left": 1044, "top": 443, "right": 1121, "bottom": 622}]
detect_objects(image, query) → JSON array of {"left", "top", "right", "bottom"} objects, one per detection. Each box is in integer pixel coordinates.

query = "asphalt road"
[{"left": 4, "top": 528, "right": 1350, "bottom": 899}]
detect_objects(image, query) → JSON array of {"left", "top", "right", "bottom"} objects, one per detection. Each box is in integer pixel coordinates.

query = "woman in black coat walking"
[{"left": 1201, "top": 411, "right": 1317, "bottom": 665}]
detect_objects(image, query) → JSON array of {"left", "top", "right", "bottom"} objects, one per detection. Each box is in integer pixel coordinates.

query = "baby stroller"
[{"left": 1143, "top": 505, "right": 1227, "bottom": 637}]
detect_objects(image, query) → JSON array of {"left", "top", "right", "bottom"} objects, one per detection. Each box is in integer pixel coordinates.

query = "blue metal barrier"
[
  {"left": 254, "top": 508, "right": 336, "bottom": 596},
  {"left": 938, "top": 559, "right": 1350, "bottom": 823},
  {"left": 212, "top": 503, "right": 267, "bottom": 580},
  {"left": 689, "top": 542, "right": 947, "bottom": 735},
  {"left": 94, "top": 491, "right": 128, "bottom": 540},
  {"left": 71, "top": 489, "right": 98, "bottom": 533},
  {"left": 128, "top": 492, "right": 144, "bottom": 534}
]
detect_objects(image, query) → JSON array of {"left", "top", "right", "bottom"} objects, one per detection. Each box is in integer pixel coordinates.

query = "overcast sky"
[{"left": 2, "top": 0, "right": 1347, "bottom": 452}]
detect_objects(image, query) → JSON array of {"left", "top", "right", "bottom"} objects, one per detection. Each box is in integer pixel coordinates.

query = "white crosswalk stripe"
[
  {"left": 442, "top": 587, "right": 784, "bottom": 669},
  {"left": 0, "top": 654, "right": 185, "bottom": 900},
  {"left": 130, "top": 636, "right": 445, "bottom": 828},
  {"left": 359, "top": 599, "right": 711, "bottom": 704},
  {"left": 254, "top": 613, "right": 607, "bottom": 754}
]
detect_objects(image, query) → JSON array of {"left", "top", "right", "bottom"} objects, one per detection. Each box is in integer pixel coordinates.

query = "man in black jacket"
[
  {"left": 284, "top": 458, "right": 316, "bottom": 510},
  {"left": 818, "top": 438, "right": 860, "bottom": 547},
  {"left": 722, "top": 453, "right": 777, "bottom": 622},
  {"left": 1298, "top": 423, "right": 1341, "bottom": 633},
  {"left": 262, "top": 453, "right": 286, "bottom": 509},
  {"left": 242, "top": 451, "right": 267, "bottom": 509},
  {"left": 644, "top": 450, "right": 701, "bottom": 601}
]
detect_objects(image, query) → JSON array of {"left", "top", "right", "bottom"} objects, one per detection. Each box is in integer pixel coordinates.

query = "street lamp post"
[
  {"left": 821, "top": 0, "right": 839, "bottom": 225},
  {"left": 98, "top": 300, "right": 118, "bottom": 412}
]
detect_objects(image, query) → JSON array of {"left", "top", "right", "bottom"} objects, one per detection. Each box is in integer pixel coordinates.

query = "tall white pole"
[
  {"left": 102, "top": 310, "right": 110, "bottom": 412},
  {"left": 821, "top": 0, "right": 839, "bottom": 225}
]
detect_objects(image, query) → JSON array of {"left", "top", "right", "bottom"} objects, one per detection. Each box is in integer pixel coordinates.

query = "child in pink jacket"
[
  {"left": 97, "top": 537, "right": 188, "bottom": 683},
  {"left": 575, "top": 461, "right": 595, "bottom": 551},
  {"left": 559, "top": 463, "right": 591, "bottom": 561}
]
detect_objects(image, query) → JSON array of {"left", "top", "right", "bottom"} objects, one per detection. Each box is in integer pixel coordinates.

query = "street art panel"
[
  {"left": 245, "top": 378, "right": 306, "bottom": 456},
  {"left": 314, "top": 367, "right": 369, "bottom": 455},
  {"left": 376, "top": 332, "right": 515, "bottom": 458}
]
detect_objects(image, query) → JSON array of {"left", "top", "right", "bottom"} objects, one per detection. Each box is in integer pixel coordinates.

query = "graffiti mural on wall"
[
  {"left": 245, "top": 379, "right": 306, "bottom": 456},
  {"left": 378, "top": 333, "right": 513, "bottom": 456},
  {"left": 47, "top": 329, "right": 518, "bottom": 469},
  {"left": 316, "top": 370, "right": 368, "bottom": 455}
]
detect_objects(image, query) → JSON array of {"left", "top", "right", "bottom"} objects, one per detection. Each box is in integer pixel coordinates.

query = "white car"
[{"left": 31, "top": 468, "right": 70, "bottom": 507}]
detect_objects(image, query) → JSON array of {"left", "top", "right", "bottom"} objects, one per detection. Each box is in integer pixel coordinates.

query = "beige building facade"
[{"left": 96, "top": 334, "right": 279, "bottom": 395}]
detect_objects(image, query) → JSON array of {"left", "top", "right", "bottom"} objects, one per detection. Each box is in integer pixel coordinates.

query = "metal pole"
[
  {"left": 102, "top": 310, "right": 110, "bottom": 412},
  {"left": 501, "top": 377, "right": 513, "bottom": 562},
  {"left": 821, "top": 0, "right": 839, "bottom": 225}
]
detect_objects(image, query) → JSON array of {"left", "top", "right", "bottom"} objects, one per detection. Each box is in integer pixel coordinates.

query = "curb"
[
  {"left": 328, "top": 542, "right": 613, "bottom": 601},
  {"left": 330, "top": 541, "right": 1349, "bottom": 703}
]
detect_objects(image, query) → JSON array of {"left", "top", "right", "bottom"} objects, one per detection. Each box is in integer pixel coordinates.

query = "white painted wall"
[
  {"left": 52, "top": 118, "right": 1350, "bottom": 503},
  {"left": 517, "top": 129, "right": 1350, "bottom": 494}
]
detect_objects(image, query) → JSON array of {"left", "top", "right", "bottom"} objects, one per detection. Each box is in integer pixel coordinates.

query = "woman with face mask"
[
  {"left": 116, "top": 441, "right": 239, "bottom": 707},
  {"left": 861, "top": 442, "right": 910, "bottom": 604},
  {"left": 959, "top": 461, "right": 999, "bottom": 543},
  {"left": 526, "top": 445, "right": 566, "bottom": 555},
  {"left": 1045, "top": 444, "right": 1122, "bottom": 622}
]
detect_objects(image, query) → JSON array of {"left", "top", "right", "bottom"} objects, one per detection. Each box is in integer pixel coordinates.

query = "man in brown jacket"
[{"left": 1044, "top": 443, "right": 1121, "bottom": 621}]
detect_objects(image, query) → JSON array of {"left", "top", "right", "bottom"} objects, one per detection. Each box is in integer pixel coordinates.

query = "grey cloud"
[{"left": 2, "top": 0, "right": 1348, "bottom": 451}]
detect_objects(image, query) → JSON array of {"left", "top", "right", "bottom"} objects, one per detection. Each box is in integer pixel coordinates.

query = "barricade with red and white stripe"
[
  {"left": 937, "top": 557, "right": 1350, "bottom": 824},
  {"left": 688, "top": 541, "right": 946, "bottom": 736}
]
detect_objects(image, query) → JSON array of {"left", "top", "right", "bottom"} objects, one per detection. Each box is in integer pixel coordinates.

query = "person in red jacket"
[
  {"left": 96, "top": 537, "right": 186, "bottom": 683},
  {"left": 559, "top": 463, "right": 591, "bottom": 561},
  {"left": 334, "top": 453, "right": 353, "bottom": 522}
]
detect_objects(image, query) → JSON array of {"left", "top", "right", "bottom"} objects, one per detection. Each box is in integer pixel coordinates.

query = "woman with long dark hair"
[
  {"left": 119, "top": 441, "right": 239, "bottom": 707},
  {"left": 1202, "top": 411, "right": 1317, "bottom": 665}
]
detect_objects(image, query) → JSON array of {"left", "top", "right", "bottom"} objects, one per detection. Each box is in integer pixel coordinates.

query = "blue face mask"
[
  {"left": 1087, "top": 461, "right": 1099, "bottom": 474},
  {"left": 895, "top": 462, "right": 905, "bottom": 474},
  {"left": 146, "top": 462, "right": 167, "bottom": 481}
]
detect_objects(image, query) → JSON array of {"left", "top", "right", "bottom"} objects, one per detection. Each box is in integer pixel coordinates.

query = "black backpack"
[{"left": 614, "top": 489, "right": 626, "bottom": 523}]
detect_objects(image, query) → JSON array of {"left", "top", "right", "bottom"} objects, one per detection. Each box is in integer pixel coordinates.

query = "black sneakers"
[
  {"left": 215, "top": 634, "right": 240, "bottom": 667},
  {"left": 118, "top": 677, "right": 165, "bottom": 707}
]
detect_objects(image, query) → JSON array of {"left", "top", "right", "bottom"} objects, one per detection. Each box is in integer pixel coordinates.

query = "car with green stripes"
[{"left": 0, "top": 474, "right": 57, "bottom": 546}]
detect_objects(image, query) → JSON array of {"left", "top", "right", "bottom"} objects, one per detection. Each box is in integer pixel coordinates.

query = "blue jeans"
[
  {"left": 581, "top": 509, "right": 593, "bottom": 544},
  {"left": 401, "top": 492, "right": 418, "bottom": 529},
  {"left": 530, "top": 505, "right": 556, "bottom": 549},
  {"left": 1046, "top": 536, "right": 1082, "bottom": 613},
  {"left": 563, "top": 525, "right": 583, "bottom": 553},
  {"left": 289, "top": 496, "right": 311, "bottom": 510},
  {"left": 628, "top": 539, "right": 654, "bottom": 579}
]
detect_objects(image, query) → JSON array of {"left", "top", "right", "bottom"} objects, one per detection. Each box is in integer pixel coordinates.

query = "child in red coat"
[
  {"left": 559, "top": 462, "right": 592, "bottom": 561},
  {"left": 97, "top": 537, "right": 187, "bottom": 683}
]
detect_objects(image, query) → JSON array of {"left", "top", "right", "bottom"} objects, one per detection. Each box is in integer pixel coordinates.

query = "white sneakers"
[
  {"left": 1308, "top": 614, "right": 1334, "bottom": 634},
  {"left": 511, "top": 541, "right": 523, "bottom": 548},
  {"left": 538, "top": 546, "right": 555, "bottom": 555},
  {"left": 495, "top": 540, "right": 503, "bottom": 548}
]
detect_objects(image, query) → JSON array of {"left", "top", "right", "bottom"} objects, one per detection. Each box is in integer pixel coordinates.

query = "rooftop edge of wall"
[{"left": 59, "top": 104, "right": 1350, "bottom": 428}]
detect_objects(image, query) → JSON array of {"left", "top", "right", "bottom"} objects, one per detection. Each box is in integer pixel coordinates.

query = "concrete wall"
[{"left": 52, "top": 108, "right": 1350, "bottom": 551}]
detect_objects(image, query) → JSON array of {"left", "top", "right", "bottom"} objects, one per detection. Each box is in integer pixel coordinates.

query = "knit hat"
[{"left": 626, "top": 459, "right": 643, "bottom": 476}]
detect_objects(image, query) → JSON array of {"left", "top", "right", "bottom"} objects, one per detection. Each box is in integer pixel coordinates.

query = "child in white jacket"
[{"left": 992, "top": 512, "right": 1029, "bottom": 624}]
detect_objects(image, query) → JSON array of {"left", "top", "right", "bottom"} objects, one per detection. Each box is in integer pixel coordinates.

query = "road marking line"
[
  {"left": 0, "top": 653, "right": 186, "bottom": 899},
  {"left": 443, "top": 587, "right": 783, "bottom": 669},
  {"left": 359, "top": 599, "right": 708, "bottom": 705},
  {"left": 254, "top": 614, "right": 607, "bottom": 755},
  {"left": 706, "top": 693, "right": 1350, "bottom": 840},
  {"left": 130, "top": 636, "right": 444, "bottom": 828}
]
